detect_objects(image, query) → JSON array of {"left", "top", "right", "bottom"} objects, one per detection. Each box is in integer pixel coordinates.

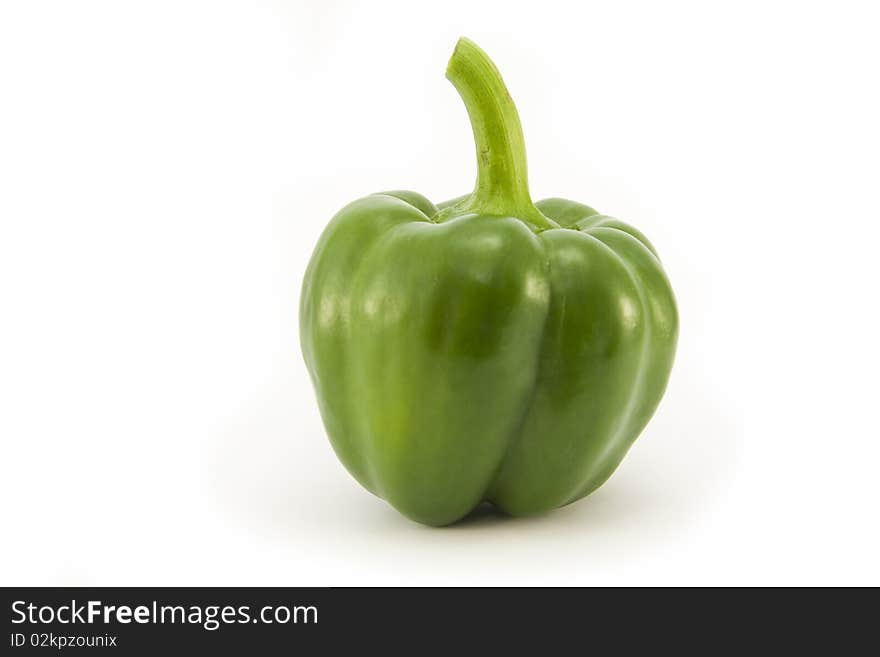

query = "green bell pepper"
[{"left": 300, "top": 38, "right": 678, "bottom": 526}]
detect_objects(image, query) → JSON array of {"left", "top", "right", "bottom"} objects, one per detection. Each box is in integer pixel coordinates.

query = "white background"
[{"left": 1, "top": 0, "right": 878, "bottom": 586}]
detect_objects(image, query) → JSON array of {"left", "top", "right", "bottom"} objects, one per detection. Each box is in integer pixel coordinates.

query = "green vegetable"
[{"left": 300, "top": 38, "right": 678, "bottom": 526}]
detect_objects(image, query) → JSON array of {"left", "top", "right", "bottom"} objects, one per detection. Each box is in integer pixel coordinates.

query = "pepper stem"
[{"left": 445, "top": 38, "right": 557, "bottom": 229}]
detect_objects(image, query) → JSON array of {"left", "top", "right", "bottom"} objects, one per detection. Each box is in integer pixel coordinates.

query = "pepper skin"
[{"left": 300, "top": 38, "right": 678, "bottom": 526}]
